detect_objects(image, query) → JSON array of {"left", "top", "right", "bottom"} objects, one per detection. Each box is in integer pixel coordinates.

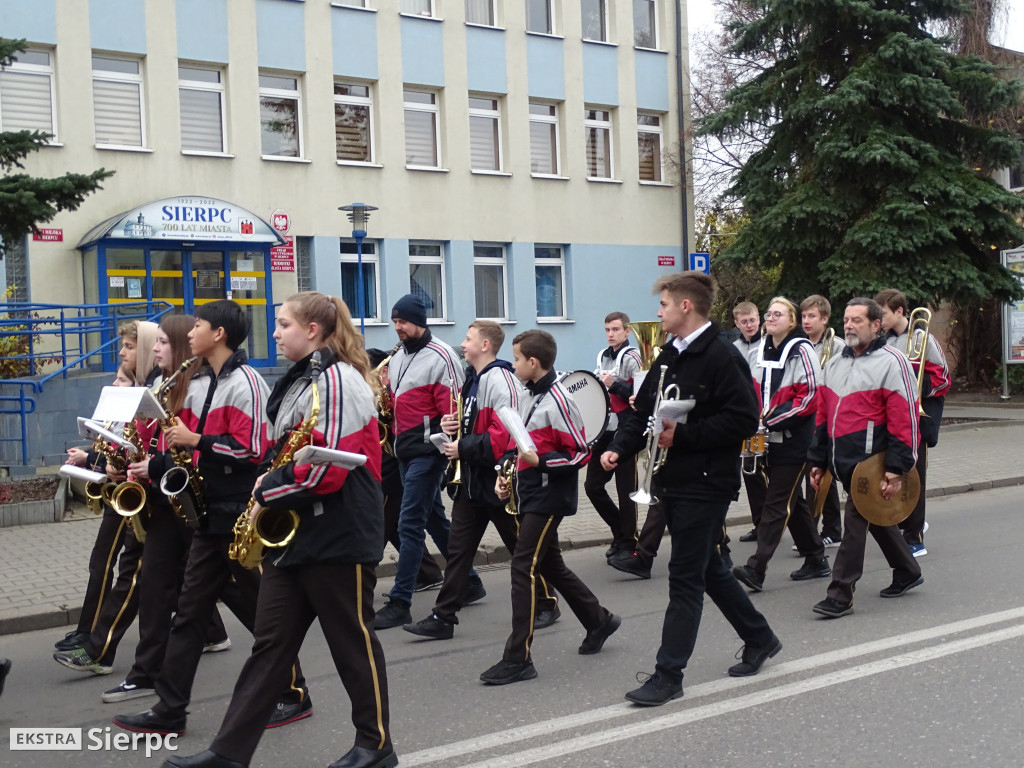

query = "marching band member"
[
  {"left": 165, "top": 292, "right": 395, "bottom": 768},
  {"left": 114, "top": 300, "right": 308, "bottom": 735},
  {"left": 800, "top": 295, "right": 845, "bottom": 547},
  {"left": 875, "top": 288, "right": 951, "bottom": 557},
  {"left": 484, "top": 330, "right": 620, "bottom": 685},
  {"left": 585, "top": 311, "right": 643, "bottom": 564},
  {"left": 732, "top": 298, "right": 829, "bottom": 593},
  {"left": 374, "top": 294, "right": 467, "bottom": 630},
  {"left": 404, "top": 321, "right": 560, "bottom": 640},
  {"left": 732, "top": 302, "right": 766, "bottom": 543},
  {"left": 808, "top": 298, "right": 923, "bottom": 619},
  {"left": 604, "top": 273, "right": 779, "bottom": 706}
]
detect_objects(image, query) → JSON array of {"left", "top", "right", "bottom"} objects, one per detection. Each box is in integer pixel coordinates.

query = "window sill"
[
  {"left": 331, "top": 2, "right": 376, "bottom": 10},
  {"left": 354, "top": 320, "right": 388, "bottom": 327},
  {"left": 582, "top": 39, "right": 617, "bottom": 48},
  {"left": 182, "top": 150, "right": 234, "bottom": 159},
  {"left": 587, "top": 177, "right": 623, "bottom": 184},
  {"left": 426, "top": 320, "right": 455, "bottom": 326},
  {"left": 400, "top": 13, "right": 442, "bottom": 22},
  {"left": 634, "top": 46, "right": 668, "bottom": 55},
  {"left": 465, "top": 23, "right": 504, "bottom": 31},
  {"left": 42, "top": 141, "right": 64, "bottom": 148},
  {"left": 639, "top": 180, "right": 673, "bottom": 187},
  {"left": 95, "top": 144, "right": 153, "bottom": 153},
  {"left": 406, "top": 165, "right": 450, "bottom": 173},
  {"left": 262, "top": 155, "right": 312, "bottom": 164},
  {"left": 338, "top": 160, "right": 383, "bottom": 168},
  {"left": 526, "top": 31, "right": 564, "bottom": 40},
  {"left": 531, "top": 173, "right": 569, "bottom": 181},
  {"left": 471, "top": 170, "right": 511, "bottom": 177},
  {"left": 537, "top": 318, "right": 574, "bottom": 324}
]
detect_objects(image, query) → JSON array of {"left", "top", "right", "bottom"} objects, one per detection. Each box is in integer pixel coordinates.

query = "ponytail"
[{"left": 284, "top": 292, "right": 371, "bottom": 383}]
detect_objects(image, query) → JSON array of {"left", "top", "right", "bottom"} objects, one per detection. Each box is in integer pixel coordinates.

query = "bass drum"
[{"left": 556, "top": 370, "right": 610, "bottom": 447}]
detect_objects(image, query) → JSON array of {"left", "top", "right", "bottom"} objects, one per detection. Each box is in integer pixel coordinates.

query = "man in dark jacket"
[{"left": 603, "top": 271, "right": 781, "bottom": 707}]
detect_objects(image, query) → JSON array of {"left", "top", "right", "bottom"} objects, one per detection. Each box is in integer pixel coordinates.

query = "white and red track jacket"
[
  {"left": 884, "top": 326, "right": 950, "bottom": 447},
  {"left": 595, "top": 344, "right": 642, "bottom": 429},
  {"left": 753, "top": 330, "right": 820, "bottom": 465}
]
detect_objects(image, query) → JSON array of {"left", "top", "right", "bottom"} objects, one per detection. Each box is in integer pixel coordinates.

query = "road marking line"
[{"left": 402, "top": 607, "right": 1024, "bottom": 766}]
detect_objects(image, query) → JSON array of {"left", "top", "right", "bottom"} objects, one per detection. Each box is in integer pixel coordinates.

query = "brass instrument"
[
  {"left": 496, "top": 458, "right": 517, "bottom": 515},
  {"left": 230, "top": 352, "right": 322, "bottom": 569},
  {"left": 628, "top": 321, "right": 668, "bottom": 394},
  {"left": 446, "top": 385, "right": 463, "bottom": 485},
  {"left": 373, "top": 343, "right": 401, "bottom": 456},
  {"left": 83, "top": 422, "right": 122, "bottom": 514},
  {"left": 630, "top": 365, "right": 680, "bottom": 506},
  {"left": 110, "top": 419, "right": 149, "bottom": 542},
  {"left": 155, "top": 357, "right": 208, "bottom": 530},
  {"left": 818, "top": 327, "right": 836, "bottom": 367},
  {"left": 905, "top": 307, "right": 932, "bottom": 417}
]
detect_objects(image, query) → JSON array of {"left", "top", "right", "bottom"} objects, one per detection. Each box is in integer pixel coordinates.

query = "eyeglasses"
[{"left": 763, "top": 311, "right": 785, "bottom": 320}]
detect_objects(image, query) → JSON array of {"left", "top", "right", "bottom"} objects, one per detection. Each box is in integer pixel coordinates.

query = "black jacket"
[{"left": 610, "top": 323, "right": 759, "bottom": 502}]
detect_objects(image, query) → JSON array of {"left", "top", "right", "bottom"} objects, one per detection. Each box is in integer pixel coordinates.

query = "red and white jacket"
[
  {"left": 595, "top": 344, "right": 642, "bottom": 428},
  {"left": 884, "top": 326, "right": 950, "bottom": 447},
  {"left": 753, "top": 330, "right": 820, "bottom": 465}
]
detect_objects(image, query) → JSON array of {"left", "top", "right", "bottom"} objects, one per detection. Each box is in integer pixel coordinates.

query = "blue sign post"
[{"left": 688, "top": 253, "right": 711, "bottom": 274}]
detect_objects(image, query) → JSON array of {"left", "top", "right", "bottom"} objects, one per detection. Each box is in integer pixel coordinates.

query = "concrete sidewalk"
[{"left": 2, "top": 403, "right": 1022, "bottom": 635}]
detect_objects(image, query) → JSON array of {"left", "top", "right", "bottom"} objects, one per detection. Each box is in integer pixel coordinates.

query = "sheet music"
[
  {"left": 79, "top": 419, "right": 135, "bottom": 451},
  {"left": 498, "top": 406, "right": 538, "bottom": 454},
  {"left": 292, "top": 445, "right": 367, "bottom": 468},
  {"left": 653, "top": 398, "right": 696, "bottom": 433},
  {"left": 91, "top": 386, "right": 167, "bottom": 423},
  {"left": 59, "top": 465, "right": 109, "bottom": 484},
  {"left": 429, "top": 433, "right": 451, "bottom": 454}
]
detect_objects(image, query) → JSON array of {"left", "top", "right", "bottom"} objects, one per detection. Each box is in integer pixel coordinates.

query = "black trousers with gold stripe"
[
  {"left": 82, "top": 514, "right": 144, "bottom": 665},
  {"left": 503, "top": 514, "right": 605, "bottom": 664},
  {"left": 584, "top": 430, "right": 639, "bottom": 552},
  {"left": 76, "top": 509, "right": 135, "bottom": 637},
  {"left": 211, "top": 561, "right": 391, "bottom": 764},
  {"left": 746, "top": 462, "right": 824, "bottom": 574}
]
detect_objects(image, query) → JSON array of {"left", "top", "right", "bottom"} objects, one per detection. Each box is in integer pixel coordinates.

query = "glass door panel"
[
  {"left": 105, "top": 247, "right": 147, "bottom": 303},
  {"left": 150, "top": 250, "right": 186, "bottom": 312},
  {"left": 228, "top": 250, "right": 269, "bottom": 361},
  {"left": 191, "top": 251, "right": 226, "bottom": 305}
]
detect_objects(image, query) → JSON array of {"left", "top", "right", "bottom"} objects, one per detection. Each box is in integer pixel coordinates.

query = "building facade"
[{"left": 0, "top": 0, "right": 692, "bottom": 371}]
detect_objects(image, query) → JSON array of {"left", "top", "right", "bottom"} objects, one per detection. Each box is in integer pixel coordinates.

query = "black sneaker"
[
  {"left": 728, "top": 635, "right": 782, "bottom": 677},
  {"left": 480, "top": 659, "right": 537, "bottom": 685},
  {"left": 732, "top": 564, "right": 765, "bottom": 592},
  {"left": 112, "top": 709, "right": 186, "bottom": 735},
  {"left": 53, "top": 648, "right": 113, "bottom": 675},
  {"left": 0, "top": 658, "right": 11, "bottom": 698},
  {"left": 578, "top": 611, "right": 621, "bottom": 655},
  {"left": 403, "top": 614, "right": 455, "bottom": 640},
  {"left": 414, "top": 577, "right": 444, "bottom": 592},
  {"left": 879, "top": 575, "right": 923, "bottom": 598},
  {"left": 55, "top": 630, "right": 90, "bottom": 652},
  {"left": 625, "top": 671, "right": 683, "bottom": 707},
  {"left": 266, "top": 695, "right": 312, "bottom": 728},
  {"left": 462, "top": 576, "right": 487, "bottom": 606},
  {"left": 534, "top": 605, "right": 561, "bottom": 630},
  {"left": 374, "top": 599, "right": 412, "bottom": 630},
  {"left": 738, "top": 528, "right": 757, "bottom": 543},
  {"left": 812, "top": 597, "right": 854, "bottom": 618},
  {"left": 609, "top": 553, "right": 652, "bottom": 580},
  {"left": 790, "top": 557, "right": 831, "bottom": 581},
  {"left": 102, "top": 680, "right": 155, "bottom": 703},
  {"left": 328, "top": 744, "right": 399, "bottom": 768}
]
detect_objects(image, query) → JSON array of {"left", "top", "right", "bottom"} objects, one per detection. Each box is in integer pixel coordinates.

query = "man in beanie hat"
[{"left": 374, "top": 294, "right": 467, "bottom": 629}]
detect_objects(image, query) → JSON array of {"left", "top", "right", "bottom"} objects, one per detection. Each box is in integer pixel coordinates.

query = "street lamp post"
[{"left": 338, "top": 203, "right": 379, "bottom": 335}]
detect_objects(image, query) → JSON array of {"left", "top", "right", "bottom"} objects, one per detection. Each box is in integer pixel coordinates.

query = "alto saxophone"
[
  {"left": 110, "top": 419, "right": 150, "bottom": 542},
  {"left": 155, "top": 357, "right": 208, "bottom": 529},
  {"left": 83, "top": 422, "right": 120, "bottom": 514},
  {"left": 373, "top": 343, "right": 401, "bottom": 457},
  {"left": 230, "top": 351, "right": 322, "bottom": 569},
  {"left": 497, "top": 458, "right": 517, "bottom": 515}
]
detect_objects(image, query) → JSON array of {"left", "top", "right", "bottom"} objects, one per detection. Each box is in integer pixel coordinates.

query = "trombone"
[
  {"left": 818, "top": 327, "right": 836, "bottom": 366},
  {"left": 446, "top": 385, "right": 463, "bottom": 485},
  {"left": 905, "top": 307, "right": 932, "bottom": 417}
]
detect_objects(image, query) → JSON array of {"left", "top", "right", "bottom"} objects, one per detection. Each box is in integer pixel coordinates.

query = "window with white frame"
[
  {"left": 401, "top": 0, "right": 434, "bottom": 17},
  {"left": 535, "top": 245, "right": 566, "bottom": 319},
  {"left": 473, "top": 243, "right": 507, "bottom": 319},
  {"left": 340, "top": 239, "right": 380, "bottom": 322},
  {"left": 637, "top": 112, "right": 663, "bottom": 182},
  {"left": 1010, "top": 142, "right": 1024, "bottom": 191},
  {"left": 259, "top": 73, "right": 302, "bottom": 158},
  {"left": 0, "top": 49, "right": 57, "bottom": 140},
  {"left": 92, "top": 55, "right": 145, "bottom": 148},
  {"left": 404, "top": 89, "right": 440, "bottom": 168},
  {"left": 633, "top": 0, "right": 658, "bottom": 48},
  {"left": 581, "top": 0, "right": 608, "bottom": 42},
  {"left": 409, "top": 242, "right": 446, "bottom": 319},
  {"left": 466, "top": 0, "right": 496, "bottom": 25},
  {"left": 469, "top": 95, "right": 501, "bottom": 172},
  {"left": 529, "top": 101, "right": 559, "bottom": 175},
  {"left": 335, "top": 0, "right": 368, "bottom": 6},
  {"left": 584, "top": 107, "right": 613, "bottom": 179},
  {"left": 178, "top": 65, "right": 225, "bottom": 153},
  {"left": 335, "top": 82, "right": 374, "bottom": 163},
  {"left": 527, "top": 0, "right": 554, "bottom": 34}
]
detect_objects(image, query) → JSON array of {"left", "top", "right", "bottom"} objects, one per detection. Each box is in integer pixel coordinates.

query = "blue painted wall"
[
  {"left": 90, "top": 0, "right": 146, "bottom": 54},
  {"left": 582, "top": 43, "right": 618, "bottom": 106},
  {"left": 0, "top": 0, "right": 56, "bottom": 43},
  {"left": 256, "top": 0, "right": 307, "bottom": 72},
  {"left": 332, "top": 6, "right": 379, "bottom": 79},
  {"left": 634, "top": 50, "right": 669, "bottom": 111},
  {"left": 526, "top": 35, "right": 564, "bottom": 100},
  {"left": 177, "top": 0, "right": 229, "bottom": 63},
  {"left": 465, "top": 26, "right": 507, "bottom": 94},
  {"left": 401, "top": 17, "right": 444, "bottom": 87}
]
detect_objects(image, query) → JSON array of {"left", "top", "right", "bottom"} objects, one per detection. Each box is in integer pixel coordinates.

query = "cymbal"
[{"left": 849, "top": 452, "right": 921, "bottom": 527}]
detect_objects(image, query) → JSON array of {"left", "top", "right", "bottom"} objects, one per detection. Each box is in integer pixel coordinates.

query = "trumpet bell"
[
  {"left": 849, "top": 452, "right": 921, "bottom": 527},
  {"left": 629, "top": 488, "right": 658, "bottom": 506}
]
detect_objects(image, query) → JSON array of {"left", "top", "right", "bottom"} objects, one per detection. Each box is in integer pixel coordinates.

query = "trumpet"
[
  {"left": 447, "top": 385, "right": 463, "bottom": 485},
  {"left": 496, "top": 458, "right": 517, "bottom": 515},
  {"left": 818, "top": 327, "right": 836, "bottom": 366},
  {"left": 905, "top": 307, "right": 932, "bottom": 417},
  {"left": 630, "top": 365, "right": 679, "bottom": 506}
]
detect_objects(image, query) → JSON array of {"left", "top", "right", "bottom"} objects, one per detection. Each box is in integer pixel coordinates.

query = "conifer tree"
[
  {"left": 0, "top": 38, "right": 113, "bottom": 259},
  {"left": 702, "top": 0, "right": 1024, "bottom": 306}
]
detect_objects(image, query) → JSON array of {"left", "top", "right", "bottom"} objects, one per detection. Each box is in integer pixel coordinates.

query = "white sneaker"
[
  {"left": 923, "top": 522, "right": 929, "bottom": 534},
  {"left": 203, "top": 638, "right": 232, "bottom": 653},
  {"left": 101, "top": 680, "right": 155, "bottom": 703},
  {"left": 821, "top": 537, "right": 841, "bottom": 548}
]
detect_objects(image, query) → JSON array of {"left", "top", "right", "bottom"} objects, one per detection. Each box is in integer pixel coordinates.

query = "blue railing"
[{"left": 0, "top": 301, "right": 172, "bottom": 465}]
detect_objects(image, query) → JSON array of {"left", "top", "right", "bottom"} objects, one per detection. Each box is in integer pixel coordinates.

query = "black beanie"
[{"left": 391, "top": 293, "right": 428, "bottom": 328}]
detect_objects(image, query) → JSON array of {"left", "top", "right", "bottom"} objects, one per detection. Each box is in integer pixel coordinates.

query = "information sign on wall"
[{"left": 271, "top": 236, "right": 295, "bottom": 272}]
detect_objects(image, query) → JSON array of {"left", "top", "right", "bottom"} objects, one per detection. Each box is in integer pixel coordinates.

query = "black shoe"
[
  {"left": 414, "top": 577, "right": 443, "bottom": 592},
  {"left": 812, "top": 597, "right": 854, "bottom": 618},
  {"left": 54, "top": 630, "right": 90, "bottom": 651},
  {"left": 624, "top": 671, "right": 683, "bottom": 707},
  {"left": 738, "top": 528, "right": 757, "bottom": 543},
  {"left": 879, "top": 575, "right": 923, "bottom": 598},
  {"left": 609, "top": 552, "right": 652, "bottom": 580},
  {"left": 578, "top": 611, "right": 621, "bottom": 655},
  {"left": 328, "top": 743, "right": 398, "bottom": 768},
  {"left": 162, "top": 749, "right": 247, "bottom": 768},
  {"left": 732, "top": 564, "right": 765, "bottom": 592},
  {"left": 373, "top": 599, "right": 411, "bottom": 630},
  {"left": 113, "top": 709, "right": 186, "bottom": 735},
  {"left": 266, "top": 695, "right": 312, "bottom": 728},
  {"left": 728, "top": 635, "right": 782, "bottom": 677},
  {"left": 480, "top": 659, "right": 537, "bottom": 685},
  {"left": 790, "top": 556, "right": 831, "bottom": 581},
  {"left": 403, "top": 614, "right": 455, "bottom": 640},
  {"left": 0, "top": 658, "right": 10, "bottom": 698},
  {"left": 462, "top": 576, "right": 487, "bottom": 606},
  {"left": 534, "top": 605, "right": 561, "bottom": 630},
  {"left": 604, "top": 544, "right": 620, "bottom": 560}
]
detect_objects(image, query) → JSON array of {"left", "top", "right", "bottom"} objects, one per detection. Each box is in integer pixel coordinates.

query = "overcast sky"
[{"left": 686, "top": 0, "right": 1024, "bottom": 55}]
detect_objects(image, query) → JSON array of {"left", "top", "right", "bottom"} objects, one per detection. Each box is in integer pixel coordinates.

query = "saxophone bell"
[{"left": 160, "top": 466, "right": 205, "bottom": 530}]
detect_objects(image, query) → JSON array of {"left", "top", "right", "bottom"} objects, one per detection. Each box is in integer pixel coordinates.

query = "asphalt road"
[{"left": 1, "top": 485, "right": 1022, "bottom": 768}]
